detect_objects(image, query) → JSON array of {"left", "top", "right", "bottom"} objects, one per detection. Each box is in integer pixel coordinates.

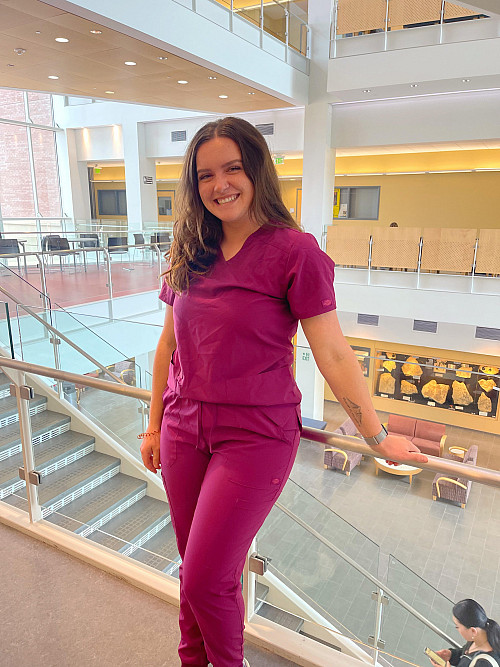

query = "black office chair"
[
  {"left": 79, "top": 233, "right": 100, "bottom": 267},
  {"left": 107, "top": 236, "right": 129, "bottom": 262},
  {"left": 42, "top": 234, "right": 61, "bottom": 252},
  {"left": 0, "top": 239, "right": 22, "bottom": 272},
  {"left": 151, "top": 232, "right": 171, "bottom": 252},
  {"left": 45, "top": 236, "right": 80, "bottom": 271}
]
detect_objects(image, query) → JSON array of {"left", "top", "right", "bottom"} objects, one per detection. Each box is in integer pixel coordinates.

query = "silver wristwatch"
[{"left": 364, "top": 424, "right": 388, "bottom": 447}]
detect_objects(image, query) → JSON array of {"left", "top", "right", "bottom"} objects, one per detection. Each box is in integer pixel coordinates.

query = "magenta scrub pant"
[{"left": 160, "top": 390, "right": 300, "bottom": 667}]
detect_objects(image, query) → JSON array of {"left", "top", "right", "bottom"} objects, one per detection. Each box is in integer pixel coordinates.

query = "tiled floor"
[{"left": 259, "top": 401, "right": 500, "bottom": 664}]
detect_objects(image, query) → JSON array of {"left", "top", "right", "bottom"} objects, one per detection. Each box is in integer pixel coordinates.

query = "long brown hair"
[{"left": 165, "top": 116, "right": 302, "bottom": 293}]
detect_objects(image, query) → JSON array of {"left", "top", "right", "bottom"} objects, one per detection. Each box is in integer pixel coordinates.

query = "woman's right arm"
[{"left": 140, "top": 304, "right": 176, "bottom": 473}]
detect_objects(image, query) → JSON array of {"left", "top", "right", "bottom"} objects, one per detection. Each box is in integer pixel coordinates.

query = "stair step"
[
  {"left": 3, "top": 451, "right": 120, "bottom": 517},
  {"left": 0, "top": 393, "right": 46, "bottom": 426},
  {"left": 47, "top": 473, "right": 146, "bottom": 536},
  {"left": 88, "top": 495, "right": 170, "bottom": 555},
  {"left": 299, "top": 630, "right": 341, "bottom": 651},
  {"left": 257, "top": 602, "right": 305, "bottom": 633},
  {"left": 0, "top": 430, "right": 95, "bottom": 500},
  {"left": 0, "top": 373, "right": 10, "bottom": 398},
  {"left": 130, "top": 522, "right": 179, "bottom": 572},
  {"left": 256, "top": 581, "right": 270, "bottom": 604},
  {"left": 0, "top": 410, "right": 71, "bottom": 460}
]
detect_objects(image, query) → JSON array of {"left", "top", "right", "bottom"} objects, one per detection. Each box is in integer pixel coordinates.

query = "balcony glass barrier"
[{"left": 331, "top": 0, "right": 491, "bottom": 57}]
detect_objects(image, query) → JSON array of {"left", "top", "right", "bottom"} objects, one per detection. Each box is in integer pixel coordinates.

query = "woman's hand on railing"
[
  {"left": 140, "top": 431, "right": 162, "bottom": 473},
  {"left": 373, "top": 434, "right": 428, "bottom": 464}
]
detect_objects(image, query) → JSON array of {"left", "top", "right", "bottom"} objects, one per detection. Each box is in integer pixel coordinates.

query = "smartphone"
[{"left": 424, "top": 647, "right": 447, "bottom": 667}]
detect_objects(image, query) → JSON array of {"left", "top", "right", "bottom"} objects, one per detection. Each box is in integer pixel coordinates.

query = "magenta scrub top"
[{"left": 159, "top": 225, "right": 336, "bottom": 407}]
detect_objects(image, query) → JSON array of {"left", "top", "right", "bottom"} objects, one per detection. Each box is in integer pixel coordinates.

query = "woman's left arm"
[{"left": 301, "top": 310, "right": 428, "bottom": 464}]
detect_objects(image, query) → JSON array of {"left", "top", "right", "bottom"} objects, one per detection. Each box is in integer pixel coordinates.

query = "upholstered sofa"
[
  {"left": 432, "top": 445, "right": 478, "bottom": 508},
  {"left": 386, "top": 414, "right": 447, "bottom": 457},
  {"left": 324, "top": 418, "right": 363, "bottom": 476}
]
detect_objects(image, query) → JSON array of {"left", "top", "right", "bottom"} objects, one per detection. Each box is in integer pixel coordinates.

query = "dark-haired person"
[
  {"left": 140, "top": 116, "right": 427, "bottom": 667},
  {"left": 431, "top": 599, "right": 500, "bottom": 667}
]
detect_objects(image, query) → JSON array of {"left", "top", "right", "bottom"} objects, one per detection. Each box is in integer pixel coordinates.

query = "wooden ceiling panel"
[{"left": 0, "top": 0, "right": 292, "bottom": 113}]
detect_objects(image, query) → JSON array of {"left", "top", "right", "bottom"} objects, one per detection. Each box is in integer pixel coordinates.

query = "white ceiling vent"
[
  {"left": 475, "top": 326, "right": 500, "bottom": 341},
  {"left": 413, "top": 320, "right": 438, "bottom": 333},
  {"left": 255, "top": 123, "right": 274, "bottom": 136},
  {"left": 357, "top": 314, "right": 379, "bottom": 326},
  {"left": 171, "top": 130, "right": 187, "bottom": 142}
]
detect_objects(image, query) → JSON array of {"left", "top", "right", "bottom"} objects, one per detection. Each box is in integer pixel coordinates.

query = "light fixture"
[
  {"left": 462, "top": 78, "right": 471, "bottom": 83},
  {"left": 48, "top": 75, "right": 59, "bottom": 80},
  {"left": 124, "top": 61, "right": 136, "bottom": 66},
  {"left": 35, "top": 31, "right": 41, "bottom": 34},
  {"left": 177, "top": 80, "right": 188, "bottom": 84},
  {"left": 219, "top": 94, "right": 228, "bottom": 99},
  {"left": 105, "top": 90, "right": 115, "bottom": 94},
  {"left": 55, "top": 37, "right": 69, "bottom": 43},
  {"left": 7, "top": 63, "right": 14, "bottom": 67},
  {"left": 248, "top": 92, "right": 255, "bottom": 95},
  {"left": 410, "top": 83, "right": 418, "bottom": 88},
  {"left": 363, "top": 89, "right": 371, "bottom": 93},
  {"left": 208, "top": 76, "right": 217, "bottom": 80},
  {"left": 157, "top": 56, "right": 168, "bottom": 60},
  {"left": 14, "top": 48, "right": 26, "bottom": 55},
  {"left": 90, "top": 29, "right": 102, "bottom": 34}
]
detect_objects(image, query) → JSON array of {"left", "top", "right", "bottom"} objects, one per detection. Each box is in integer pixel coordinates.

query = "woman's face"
[
  {"left": 196, "top": 136, "right": 255, "bottom": 229},
  {"left": 453, "top": 616, "right": 474, "bottom": 642}
]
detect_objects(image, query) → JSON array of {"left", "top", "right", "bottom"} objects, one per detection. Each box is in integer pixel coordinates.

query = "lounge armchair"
[
  {"left": 432, "top": 445, "right": 478, "bottom": 508},
  {"left": 324, "top": 418, "right": 363, "bottom": 476}
]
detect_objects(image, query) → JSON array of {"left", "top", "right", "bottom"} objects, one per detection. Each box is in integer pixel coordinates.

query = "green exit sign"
[
  {"left": 274, "top": 156, "right": 284, "bottom": 165},
  {"left": 94, "top": 167, "right": 102, "bottom": 174}
]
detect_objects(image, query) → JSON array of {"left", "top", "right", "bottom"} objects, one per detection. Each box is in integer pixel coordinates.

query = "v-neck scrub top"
[{"left": 159, "top": 225, "right": 336, "bottom": 407}]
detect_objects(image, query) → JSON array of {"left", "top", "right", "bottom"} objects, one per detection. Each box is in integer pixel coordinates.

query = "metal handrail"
[
  {"left": 1, "top": 355, "right": 496, "bottom": 651},
  {"left": 1, "top": 356, "right": 499, "bottom": 488},
  {"left": 0, "top": 286, "right": 125, "bottom": 386}
]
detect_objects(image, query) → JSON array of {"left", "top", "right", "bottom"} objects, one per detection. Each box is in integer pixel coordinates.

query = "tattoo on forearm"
[{"left": 343, "top": 397, "right": 362, "bottom": 426}]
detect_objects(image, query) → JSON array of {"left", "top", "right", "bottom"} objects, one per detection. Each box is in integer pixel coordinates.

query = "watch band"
[{"left": 364, "top": 424, "right": 388, "bottom": 447}]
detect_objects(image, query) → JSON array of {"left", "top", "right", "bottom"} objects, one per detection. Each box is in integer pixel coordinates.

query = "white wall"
[{"left": 331, "top": 89, "right": 500, "bottom": 148}]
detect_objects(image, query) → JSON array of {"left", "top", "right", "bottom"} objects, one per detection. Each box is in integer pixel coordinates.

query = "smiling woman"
[{"left": 140, "top": 116, "right": 426, "bottom": 667}]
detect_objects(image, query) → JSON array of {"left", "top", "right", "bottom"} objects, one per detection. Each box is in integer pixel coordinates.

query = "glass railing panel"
[
  {"left": 387, "top": 555, "right": 456, "bottom": 641},
  {"left": 0, "top": 302, "right": 16, "bottom": 358},
  {"left": 256, "top": 498, "right": 379, "bottom": 644},
  {"left": 233, "top": 0, "right": 261, "bottom": 28},
  {"left": 263, "top": 0, "right": 286, "bottom": 42},
  {"left": 288, "top": 14, "right": 308, "bottom": 54}
]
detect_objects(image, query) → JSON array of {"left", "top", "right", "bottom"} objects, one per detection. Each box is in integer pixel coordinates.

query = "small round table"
[{"left": 374, "top": 458, "right": 423, "bottom": 485}]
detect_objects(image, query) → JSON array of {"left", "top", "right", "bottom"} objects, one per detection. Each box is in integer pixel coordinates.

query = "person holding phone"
[
  {"left": 140, "top": 116, "right": 427, "bottom": 667},
  {"left": 429, "top": 599, "right": 500, "bottom": 667}
]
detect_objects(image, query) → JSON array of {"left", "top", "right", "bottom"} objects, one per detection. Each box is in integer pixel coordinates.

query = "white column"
[
  {"left": 57, "top": 129, "right": 92, "bottom": 226},
  {"left": 122, "top": 121, "right": 158, "bottom": 232},
  {"left": 296, "top": 0, "right": 337, "bottom": 422}
]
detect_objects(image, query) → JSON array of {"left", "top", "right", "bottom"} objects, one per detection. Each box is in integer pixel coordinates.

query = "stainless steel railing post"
[{"left": 10, "top": 372, "right": 42, "bottom": 523}]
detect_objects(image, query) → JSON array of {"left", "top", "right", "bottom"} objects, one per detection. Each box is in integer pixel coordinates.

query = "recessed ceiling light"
[
  {"left": 48, "top": 75, "right": 59, "bottom": 80},
  {"left": 219, "top": 94, "right": 228, "bottom": 99},
  {"left": 157, "top": 56, "right": 168, "bottom": 60},
  {"left": 14, "top": 48, "right": 26, "bottom": 55},
  {"left": 410, "top": 83, "right": 418, "bottom": 88},
  {"left": 35, "top": 31, "right": 41, "bottom": 34},
  {"left": 177, "top": 80, "right": 188, "bottom": 84},
  {"left": 90, "top": 29, "right": 102, "bottom": 34},
  {"left": 55, "top": 37, "right": 69, "bottom": 43},
  {"left": 462, "top": 78, "right": 471, "bottom": 83},
  {"left": 248, "top": 92, "right": 255, "bottom": 95},
  {"left": 208, "top": 76, "right": 217, "bottom": 80},
  {"left": 363, "top": 89, "right": 371, "bottom": 93},
  {"left": 124, "top": 61, "right": 136, "bottom": 66},
  {"left": 105, "top": 90, "right": 115, "bottom": 94},
  {"left": 7, "top": 63, "right": 14, "bottom": 67}
]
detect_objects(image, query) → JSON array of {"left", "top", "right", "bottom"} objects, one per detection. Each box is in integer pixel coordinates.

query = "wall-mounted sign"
[
  {"left": 274, "top": 156, "right": 284, "bottom": 165},
  {"left": 143, "top": 176, "right": 154, "bottom": 184}
]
